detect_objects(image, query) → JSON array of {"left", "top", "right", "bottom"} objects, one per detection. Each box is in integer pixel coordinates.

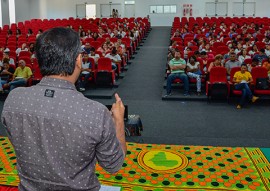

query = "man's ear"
[{"left": 76, "top": 54, "right": 82, "bottom": 69}]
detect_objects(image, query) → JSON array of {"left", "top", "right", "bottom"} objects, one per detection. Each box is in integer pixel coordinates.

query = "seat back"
[
  {"left": 88, "top": 57, "right": 96, "bottom": 71},
  {"left": 97, "top": 57, "right": 112, "bottom": 71},
  {"left": 95, "top": 71, "right": 112, "bottom": 86},
  {"left": 251, "top": 67, "right": 268, "bottom": 85},
  {"left": 229, "top": 67, "right": 241, "bottom": 83},
  {"left": 209, "top": 67, "right": 227, "bottom": 83},
  {"left": 18, "top": 51, "right": 31, "bottom": 59},
  {"left": 90, "top": 41, "right": 101, "bottom": 50}
]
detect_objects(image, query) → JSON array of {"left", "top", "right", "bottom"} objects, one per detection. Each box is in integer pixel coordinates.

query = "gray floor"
[{"left": 0, "top": 27, "right": 270, "bottom": 148}]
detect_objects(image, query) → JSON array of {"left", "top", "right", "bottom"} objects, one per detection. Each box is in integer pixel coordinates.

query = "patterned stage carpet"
[{"left": 0, "top": 137, "right": 270, "bottom": 191}]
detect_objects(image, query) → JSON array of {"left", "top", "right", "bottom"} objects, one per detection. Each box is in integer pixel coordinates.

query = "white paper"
[{"left": 100, "top": 185, "right": 121, "bottom": 191}]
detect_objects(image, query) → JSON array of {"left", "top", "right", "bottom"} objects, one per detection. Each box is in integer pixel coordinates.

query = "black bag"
[
  {"left": 125, "top": 115, "right": 143, "bottom": 136},
  {"left": 96, "top": 71, "right": 113, "bottom": 86},
  {"left": 256, "top": 78, "right": 269, "bottom": 90}
]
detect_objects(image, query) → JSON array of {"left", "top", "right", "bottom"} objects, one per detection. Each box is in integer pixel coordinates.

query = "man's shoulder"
[
  {"left": 4, "top": 87, "right": 29, "bottom": 106},
  {"left": 25, "top": 66, "right": 32, "bottom": 71},
  {"left": 234, "top": 71, "right": 241, "bottom": 76}
]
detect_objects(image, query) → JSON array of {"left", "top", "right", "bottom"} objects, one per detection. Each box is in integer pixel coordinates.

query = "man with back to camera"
[{"left": 1, "top": 27, "right": 126, "bottom": 190}]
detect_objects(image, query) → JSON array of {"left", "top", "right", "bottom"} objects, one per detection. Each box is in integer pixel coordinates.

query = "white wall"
[
  {"left": 41, "top": 0, "right": 124, "bottom": 20},
  {"left": 8, "top": 0, "right": 270, "bottom": 27},
  {"left": 15, "top": 0, "right": 30, "bottom": 23},
  {"left": 1, "top": 0, "right": 10, "bottom": 25},
  {"left": 136, "top": 0, "right": 270, "bottom": 26}
]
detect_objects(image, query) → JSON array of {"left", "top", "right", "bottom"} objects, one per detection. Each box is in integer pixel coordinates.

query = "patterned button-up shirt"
[{"left": 1, "top": 77, "right": 124, "bottom": 191}]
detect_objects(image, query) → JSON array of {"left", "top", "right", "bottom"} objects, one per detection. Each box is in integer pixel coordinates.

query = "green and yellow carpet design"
[{"left": 0, "top": 137, "right": 270, "bottom": 191}]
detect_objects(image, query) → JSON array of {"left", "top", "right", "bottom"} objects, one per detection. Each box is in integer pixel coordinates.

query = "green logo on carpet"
[{"left": 149, "top": 152, "right": 178, "bottom": 167}]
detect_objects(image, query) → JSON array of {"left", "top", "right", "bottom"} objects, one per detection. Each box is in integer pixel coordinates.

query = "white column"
[
  {"left": 9, "top": 0, "right": 15, "bottom": 24},
  {"left": 0, "top": 0, "right": 2, "bottom": 27}
]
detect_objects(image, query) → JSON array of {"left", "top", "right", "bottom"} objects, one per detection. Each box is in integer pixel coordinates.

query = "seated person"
[
  {"left": 89, "top": 47, "right": 100, "bottom": 64},
  {"left": 262, "top": 56, "right": 270, "bottom": 79},
  {"left": 225, "top": 52, "right": 241, "bottom": 79},
  {"left": 208, "top": 54, "right": 224, "bottom": 73},
  {"left": 77, "top": 53, "right": 92, "bottom": 92},
  {"left": 198, "top": 51, "right": 208, "bottom": 73},
  {"left": 165, "top": 50, "right": 189, "bottom": 97},
  {"left": 97, "top": 43, "right": 110, "bottom": 57},
  {"left": 248, "top": 44, "right": 259, "bottom": 56},
  {"left": 186, "top": 56, "right": 202, "bottom": 95},
  {"left": 233, "top": 63, "right": 259, "bottom": 109},
  {"left": 16, "top": 43, "right": 28, "bottom": 56},
  {"left": 104, "top": 37, "right": 114, "bottom": 49},
  {"left": 238, "top": 49, "right": 251, "bottom": 64},
  {"left": 82, "top": 42, "right": 91, "bottom": 55},
  {"left": 0, "top": 59, "right": 15, "bottom": 91},
  {"left": 3, "top": 59, "right": 32, "bottom": 91},
  {"left": 0, "top": 50, "right": 15, "bottom": 66},
  {"left": 252, "top": 48, "right": 268, "bottom": 65},
  {"left": 105, "top": 47, "right": 121, "bottom": 73},
  {"left": 248, "top": 56, "right": 261, "bottom": 72}
]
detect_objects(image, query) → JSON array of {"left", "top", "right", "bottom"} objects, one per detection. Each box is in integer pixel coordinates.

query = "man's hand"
[
  {"left": 111, "top": 93, "right": 125, "bottom": 123},
  {"left": 111, "top": 93, "right": 126, "bottom": 155}
]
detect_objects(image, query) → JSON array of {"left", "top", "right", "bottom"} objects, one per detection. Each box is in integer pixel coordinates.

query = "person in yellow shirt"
[
  {"left": 233, "top": 63, "right": 259, "bottom": 109},
  {"left": 3, "top": 59, "right": 32, "bottom": 91}
]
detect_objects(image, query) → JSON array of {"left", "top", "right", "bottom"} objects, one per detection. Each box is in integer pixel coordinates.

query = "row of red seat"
[
  {"left": 206, "top": 66, "right": 270, "bottom": 102},
  {"left": 0, "top": 17, "right": 150, "bottom": 37}
]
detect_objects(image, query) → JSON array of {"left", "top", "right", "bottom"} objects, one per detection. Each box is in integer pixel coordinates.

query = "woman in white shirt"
[
  {"left": 186, "top": 56, "right": 202, "bottom": 95},
  {"left": 238, "top": 49, "right": 251, "bottom": 64}
]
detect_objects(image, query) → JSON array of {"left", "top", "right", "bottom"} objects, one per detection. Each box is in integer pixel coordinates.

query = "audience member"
[
  {"left": 208, "top": 54, "right": 224, "bottom": 73},
  {"left": 0, "top": 49, "right": 15, "bottom": 66},
  {"left": 265, "top": 44, "right": 270, "bottom": 56},
  {"left": 233, "top": 63, "right": 259, "bottom": 109},
  {"left": 105, "top": 47, "right": 121, "bottom": 71},
  {"left": 77, "top": 53, "right": 93, "bottom": 91},
  {"left": 186, "top": 56, "right": 202, "bottom": 95},
  {"left": 225, "top": 52, "right": 241, "bottom": 79},
  {"left": 248, "top": 44, "right": 258, "bottom": 56},
  {"left": 165, "top": 50, "right": 189, "bottom": 97},
  {"left": 97, "top": 43, "right": 110, "bottom": 56},
  {"left": 16, "top": 43, "right": 29, "bottom": 56},
  {"left": 238, "top": 49, "right": 251, "bottom": 64},
  {"left": 262, "top": 56, "right": 270, "bottom": 79},
  {"left": 0, "top": 60, "right": 15, "bottom": 91},
  {"left": 82, "top": 42, "right": 91, "bottom": 54},
  {"left": 3, "top": 59, "right": 32, "bottom": 91},
  {"left": 252, "top": 48, "right": 268, "bottom": 65},
  {"left": 199, "top": 51, "right": 208, "bottom": 73},
  {"left": 89, "top": 47, "right": 100, "bottom": 64}
]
